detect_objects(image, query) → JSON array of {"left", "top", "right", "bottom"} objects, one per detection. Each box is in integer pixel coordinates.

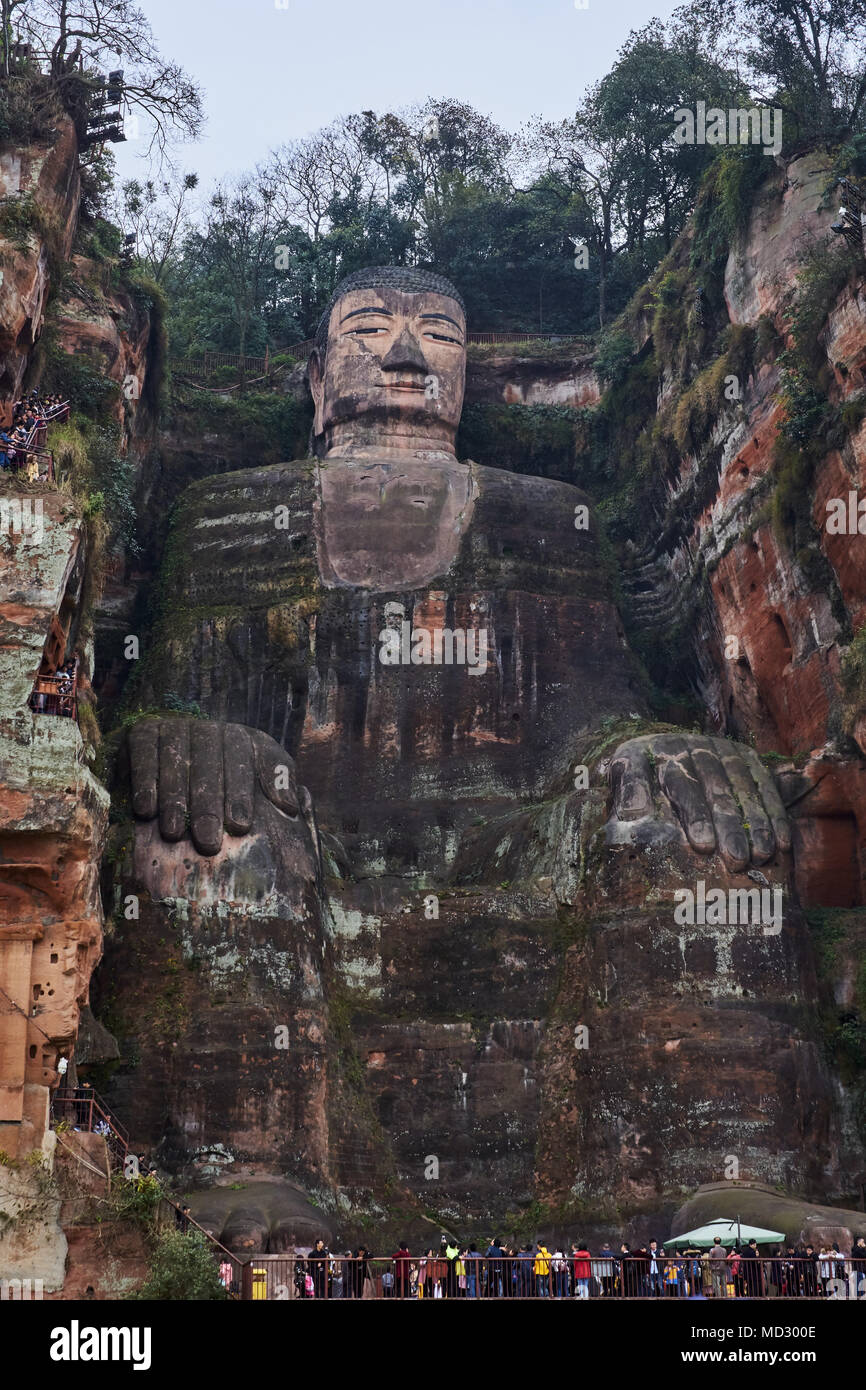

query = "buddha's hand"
[
  {"left": 606, "top": 733, "right": 791, "bottom": 871},
  {"left": 126, "top": 715, "right": 311, "bottom": 856}
]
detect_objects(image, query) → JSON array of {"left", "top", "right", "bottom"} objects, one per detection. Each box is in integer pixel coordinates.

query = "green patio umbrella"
[{"left": 664, "top": 1218, "right": 785, "bottom": 1249}]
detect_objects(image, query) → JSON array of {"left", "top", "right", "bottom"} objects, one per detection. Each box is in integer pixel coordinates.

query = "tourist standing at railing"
[
  {"left": 293, "top": 1256, "right": 309, "bottom": 1298},
  {"left": 594, "top": 1241, "right": 616, "bottom": 1297},
  {"left": 740, "top": 1237, "right": 763, "bottom": 1297},
  {"left": 647, "top": 1239, "right": 665, "bottom": 1297},
  {"left": 533, "top": 1242, "right": 552, "bottom": 1297},
  {"left": 430, "top": 1243, "right": 448, "bottom": 1298},
  {"left": 454, "top": 1247, "right": 468, "bottom": 1297},
  {"left": 550, "top": 1248, "right": 568, "bottom": 1299},
  {"left": 485, "top": 1237, "right": 505, "bottom": 1297},
  {"left": 801, "top": 1244, "right": 819, "bottom": 1297},
  {"left": 817, "top": 1246, "right": 835, "bottom": 1293},
  {"left": 617, "top": 1243, "right": 633, "bottom": 1296},
  {"left": 765, "top": 1247, "right": 784, "bottom": 1297},
  {"left": 663, "top": 1253, "right": 680, "bottom": 1296},
  {"left": 391, "top": 1241, "right": 411, "bottom": 1299},
  {"left": 783, "top": 1246, "right": 800, "bottom": 1296},
  {"left": 465, "top": 1241, "right": 481, "bottom": 1298},
  {"left": 509, "top": 1243, "right": 528, "bottom": 1297},
  {"left": 851, "top": 1236, "right": 866, "bottom": 1296},
  {"left": 308, "top": 1238, "right": 330, "bottom": 1298},
  {"left": 356, "top": 1245, "right": 374, "bottom": 1299},
  {"left": 571, "top": 1243, "right": 591, "bottom": 1299},
  {"left": 707, "top": 1236, "right": 728, "bottom": 1298},
  {"left": 444, "top": 1237, "right": 459, "bottom": 1297}
]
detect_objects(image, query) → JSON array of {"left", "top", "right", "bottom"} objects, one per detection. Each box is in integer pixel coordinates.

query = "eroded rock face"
[
  {"left": 464, "top": 350, "right": 600, "bottom": 409},
  {"left": 0, "top": 488, "right": 107, "bottom": 1180},
  {"left": 52, "top": 254, "right": 152, "bottom": 425},
  {"left": 0, "top": 119, "right": 80, "bottom": 407}
]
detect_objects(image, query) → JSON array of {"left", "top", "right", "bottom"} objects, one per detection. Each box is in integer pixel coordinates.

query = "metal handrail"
[
  {"left": 233, "top": 1252, "right": 866, "bottom": 1300},
  {"left": 29, "top": 656, "right": 78, "bottom": 719},
  {"left": 53, "top": 1085, "right": 129, "bottom": 1142},
  {"left": 4, "top": 399, "right": 68, "bottom": 480}
]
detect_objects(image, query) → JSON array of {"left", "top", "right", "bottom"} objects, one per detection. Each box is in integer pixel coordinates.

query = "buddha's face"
[{"left": 309, "top": 285, "right": 466, "bottom": 454}]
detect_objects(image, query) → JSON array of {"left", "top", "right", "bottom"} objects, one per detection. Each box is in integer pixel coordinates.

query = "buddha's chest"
[{"left": 314, "top": 455, "right": 476, "bottom": 591}]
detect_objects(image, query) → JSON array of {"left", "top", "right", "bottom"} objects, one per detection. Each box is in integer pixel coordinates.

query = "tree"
[
  {"left": 192, "top": 171, "right": 282, "bottom": 357},
  {"left": 690, "top": 0, "right": 866, "bottom": 138},
  {"left": 595, "top": 18, "right": 745, "bottom": 254},
  {"left": 747, "top": 0, "right": 866, "bottom": 135},
  {"left": 1, "top": 0, "right": 29, "bottom": 77},
  {"left": 132, "top": 1230, "right": 228, "bottom": 1301},
  {"left": 14, "top": 0, "right": 204, "bottom": 154},
  {"left": 527, "top": 92, "right": 632, "bottom": 327},
  {"left": 116, "top": 169, "right": 199, "bottom": 283},
  {"left": 525, "top": 11, "right": 746, "bottom": 326}
]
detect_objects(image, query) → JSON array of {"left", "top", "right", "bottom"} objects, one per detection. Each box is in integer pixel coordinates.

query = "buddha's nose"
[{"left": 380, "top": 327, "right": 429, "bottom": 375}]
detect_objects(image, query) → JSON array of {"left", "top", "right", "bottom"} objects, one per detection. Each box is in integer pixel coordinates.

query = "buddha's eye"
[
  {"left": 349, "top": 326, "right": 387, "bottom": 336},
  {"left": 424, "top": 332, "right": 462, "bottom": 345}
]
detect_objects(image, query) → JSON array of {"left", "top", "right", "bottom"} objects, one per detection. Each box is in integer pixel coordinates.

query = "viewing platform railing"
[
  {"left": 230, "top": 1253, "right": 866, "bottom": 1300},
  {"left": 3, "top": 400, "right": 70, "bottom": 481},
  {"left": 51, "top": 1085, "right": 129, "bottom": 1170},
  {"left": 28, "top": 657, "right": 78, "bottom": 719}
]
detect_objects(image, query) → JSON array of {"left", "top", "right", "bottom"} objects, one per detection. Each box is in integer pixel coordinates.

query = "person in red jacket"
[
  {"left": 391, "top": 1241, "right": 412, "bottom": 1299},
  {"left": 572, "top": 1243, "right": 592, "bottom": 1299}
]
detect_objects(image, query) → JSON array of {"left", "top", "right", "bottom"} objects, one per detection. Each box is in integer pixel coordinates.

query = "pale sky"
[{"left": 117, "top": 0, "right": 682, "bottom": 186}]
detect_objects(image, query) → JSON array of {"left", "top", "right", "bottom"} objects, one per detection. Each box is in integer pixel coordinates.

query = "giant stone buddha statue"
[{"left": 101, "top": 267, "right": 836, "bottom": 1246}]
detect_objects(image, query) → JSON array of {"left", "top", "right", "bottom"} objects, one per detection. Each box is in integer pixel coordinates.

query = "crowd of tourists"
[
  {"left": 0, "top": 389, "right": 69, "bottom": 474},
  {"left": 285, "top": 1234, "right": 866, "bottom": 1299}
]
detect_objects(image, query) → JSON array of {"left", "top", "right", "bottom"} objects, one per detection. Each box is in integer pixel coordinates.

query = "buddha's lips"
[{"left": 379, "top": 381, "right": 427, "bottom": 392}]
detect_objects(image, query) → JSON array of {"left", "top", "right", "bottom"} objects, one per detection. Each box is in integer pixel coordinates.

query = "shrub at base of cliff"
[{"left": 130, "top": 1229, "right": 228, "bottom": 1301}]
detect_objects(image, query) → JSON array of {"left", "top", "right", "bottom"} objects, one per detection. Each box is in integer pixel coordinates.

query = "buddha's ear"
[{"left": 308, "top": 348, "right": 325, "bottom": 435}]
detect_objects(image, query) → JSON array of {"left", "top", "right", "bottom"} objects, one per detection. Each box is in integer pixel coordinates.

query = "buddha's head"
[{"left": 309, "top": 266, "right": 466, "bottom": 457}]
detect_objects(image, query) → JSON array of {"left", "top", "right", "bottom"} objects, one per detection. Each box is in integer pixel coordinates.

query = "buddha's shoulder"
[
  {"left": 167, "top": 462, "right": 318, "bottom": 605},
  {"left": 446, "top": 461, "right": 604, "bottom": 595},
  {"left": 467, "top": 459, "right": 595, "bottom": 537},
  {"left": 173, "top": 460, "right": 317, "bottom": 521}
]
